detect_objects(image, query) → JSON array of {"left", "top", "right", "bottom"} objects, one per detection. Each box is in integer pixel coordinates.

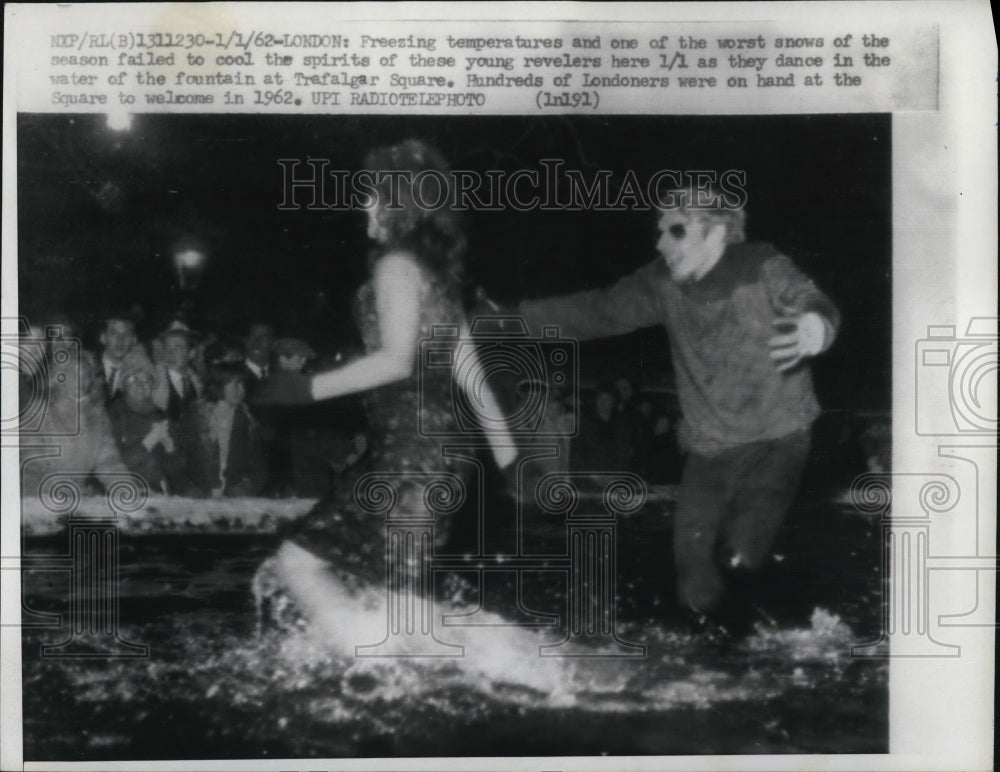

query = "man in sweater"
[{"left": 519, "top": 185, "right": 840, "bottom": 628}]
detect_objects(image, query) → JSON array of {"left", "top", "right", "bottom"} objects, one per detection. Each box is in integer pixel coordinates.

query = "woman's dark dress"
[{"left": 277, "top": 259, "right": 467, "bottom": 589}]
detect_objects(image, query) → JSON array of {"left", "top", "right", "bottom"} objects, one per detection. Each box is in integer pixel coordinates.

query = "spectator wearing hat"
[
  {"left": 273, "top": 337, "right": 317, "bottom": 374},
  {"left": 204, "top": 363, "right": 268, "bottom": 497},
  {"left": 107, "top": 358, "right": 176, "bottom": 495},
  {"left": 157, "top": 321, "right": 204, "bottom": 422},
  {"left": 153, "top": 321, "right": 216, "bottom": 496}
]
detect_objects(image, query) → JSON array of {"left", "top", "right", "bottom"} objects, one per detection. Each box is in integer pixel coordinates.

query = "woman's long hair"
[{"left": 362, "top": 140, "right": 467, "bottom": 296}]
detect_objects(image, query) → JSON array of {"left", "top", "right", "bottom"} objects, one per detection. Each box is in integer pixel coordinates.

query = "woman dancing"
[{"left": 253, "top": 140, "right": 514, "bottom": 641}]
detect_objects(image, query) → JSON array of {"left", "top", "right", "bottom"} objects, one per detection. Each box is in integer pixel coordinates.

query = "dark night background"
[{"left": 17, "top": 113, "right": 891, "bottom": 412}]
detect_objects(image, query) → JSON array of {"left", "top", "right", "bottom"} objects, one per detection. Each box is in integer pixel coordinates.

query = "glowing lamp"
[
  {"left": 172, "top": 241, "right": 208, "bottom": 290},
  {"left": 106, "top": 111, "right": 133, "bottom": 132}
]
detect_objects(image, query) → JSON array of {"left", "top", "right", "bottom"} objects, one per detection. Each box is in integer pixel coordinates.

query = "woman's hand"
[{"left": 249, "top": 372, "right": 314, "bottom": 406}]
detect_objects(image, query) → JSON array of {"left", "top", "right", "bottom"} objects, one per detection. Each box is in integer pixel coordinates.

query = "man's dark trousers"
[{"left": 674, "top": 428, "right": 811, "bottom": 612}]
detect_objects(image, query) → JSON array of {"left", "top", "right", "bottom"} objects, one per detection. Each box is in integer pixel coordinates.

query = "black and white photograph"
[
  {"left": 2, "top": 3, "right": 995, "bottom": 771},
  {"left": 14, "top": 109, "right": 892, "bottom": 760}
]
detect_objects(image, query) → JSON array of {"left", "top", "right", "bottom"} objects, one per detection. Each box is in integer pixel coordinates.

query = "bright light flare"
[
  {"left": 106, "top": 111, "right": 133, "bottom": 132},
  {"left": 173, "top": 249, "right": 206, "bottom": 270}
]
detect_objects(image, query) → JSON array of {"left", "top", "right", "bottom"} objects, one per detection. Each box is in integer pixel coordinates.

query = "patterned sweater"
[{"left": 521, "top": 242, "right": 840, "bottom": 456}]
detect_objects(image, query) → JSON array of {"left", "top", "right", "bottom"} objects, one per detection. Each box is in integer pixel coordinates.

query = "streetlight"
[{"left": 172, "top": 239, "right": 208, "bottom": 291}]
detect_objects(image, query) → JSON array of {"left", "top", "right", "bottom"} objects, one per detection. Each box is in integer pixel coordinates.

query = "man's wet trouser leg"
[{"left": 674, "top": 429, "right": 811, "bottom": 612}]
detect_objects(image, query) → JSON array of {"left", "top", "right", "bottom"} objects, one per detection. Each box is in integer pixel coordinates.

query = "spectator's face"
[
  {"left": 101, "top": 319, "right": 136, "bottom": 361},
  {"left": 656, "top": 210, "right": 727, "bottom": 285},
  {"left": 637, "top": 400, "right": 653, "bottom": 417},
  {"left": 595, "top": 392, "right": 616, "bottom": 419},
  {"left": 123, "top": 373, "right": 154, "bottom": 406},
  {"left": 278, "top": 353, "right": 307, "bottom": 373},
  {"left": 615, "top": 378, "right": 633, "bottom": 403},
  {"left": 246, "top": 325, "right": 274, "bottom": 367},
  {"left": 653, "top": 416, "right": 671, "bottom": 435},
  {"left": 223, "top": 378, "right": 246, "bottom": 406},
  {"left": 163, "top": 334, "right": 191, "bottom": 371}
]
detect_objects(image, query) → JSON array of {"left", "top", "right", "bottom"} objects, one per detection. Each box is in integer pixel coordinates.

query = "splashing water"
[{"left": 22, "top": 493, "right": 888, "bottom": 759}]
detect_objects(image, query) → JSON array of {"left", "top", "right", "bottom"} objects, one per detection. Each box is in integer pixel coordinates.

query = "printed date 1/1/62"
[{"left": 535, "top": 90, "right": 599, "bottom": 110}]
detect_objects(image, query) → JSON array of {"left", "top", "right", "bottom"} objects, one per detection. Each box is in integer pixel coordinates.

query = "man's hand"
[
  {"left": 160, "top": 423, "right": 175, "bottom": 454},
  {"left": 769, "top": 312, "right": 827, "bottom": 373}
]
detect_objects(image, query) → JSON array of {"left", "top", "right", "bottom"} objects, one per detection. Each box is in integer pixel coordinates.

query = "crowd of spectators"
[
  {"left": 17, "top": 311, "right": 367, "bottom": 500},
  {"left": 571, "top": 379, "right": 683, "bottom": 483}
]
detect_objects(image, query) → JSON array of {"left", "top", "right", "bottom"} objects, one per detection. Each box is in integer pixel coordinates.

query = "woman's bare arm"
[{"left": 310, "top": 252, "right": 422, "bottom": 401}]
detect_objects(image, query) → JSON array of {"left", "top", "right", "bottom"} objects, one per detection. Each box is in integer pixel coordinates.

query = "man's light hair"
[{"left": 660, "top": 184, "right": 747, "bottom": 245}]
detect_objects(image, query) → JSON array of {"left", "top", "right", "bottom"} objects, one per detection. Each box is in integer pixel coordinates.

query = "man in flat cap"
[
  {"left": 273, "top": 337, "right": 317, "bottom": 374},
  {"left": 155, "top": 320, "right": 214, "bottom": 496}
]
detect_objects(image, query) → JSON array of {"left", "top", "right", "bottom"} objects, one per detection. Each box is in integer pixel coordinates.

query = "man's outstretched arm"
[{"left": 518, "top": 259, "right": 665, "bottom": 341}]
